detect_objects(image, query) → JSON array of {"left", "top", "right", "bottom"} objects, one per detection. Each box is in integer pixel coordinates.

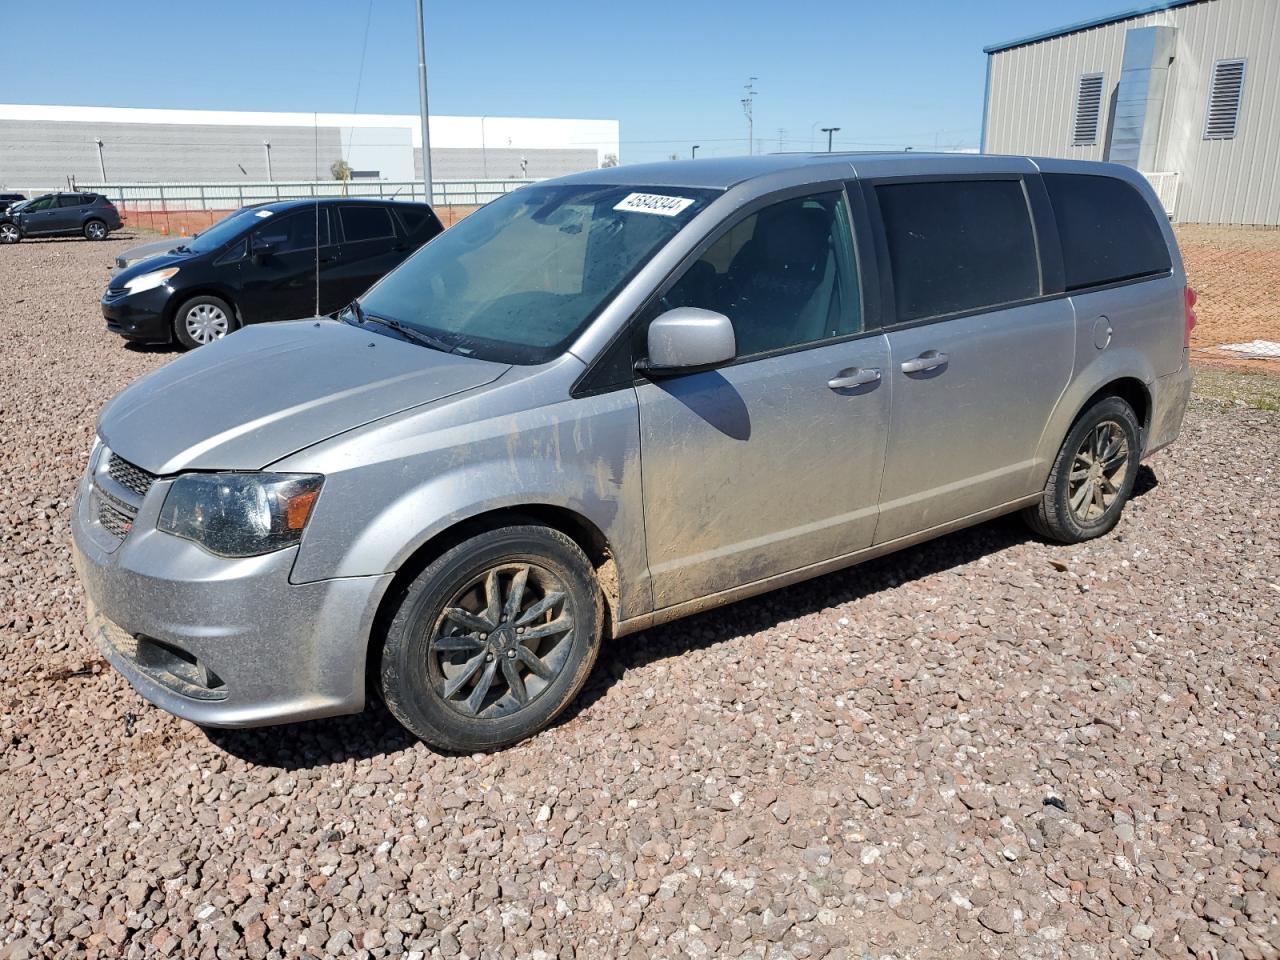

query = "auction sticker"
[{"left": 613, "top": 193, "right": 695, "bottom": 217}]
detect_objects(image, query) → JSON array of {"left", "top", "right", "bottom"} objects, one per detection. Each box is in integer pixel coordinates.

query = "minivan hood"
[{"left": 98, "top": 319, "right": 510, "bottom": 474}]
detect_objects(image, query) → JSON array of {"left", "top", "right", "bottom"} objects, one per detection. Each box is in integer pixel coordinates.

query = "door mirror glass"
[{"left": 643, "top": 307, "right": 736, "bottom": 375}]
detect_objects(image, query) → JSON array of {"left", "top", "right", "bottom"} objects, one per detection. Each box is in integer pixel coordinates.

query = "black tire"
[
  {"left": 380, "top": 525, "right": 603, "bottom": 752},
  {"left": 0, "top": 222, "right": 20, "bottom": 244},
  {"left": 83, "top": 219, "right": 108, "bottom": 241},
  {"left": 173, "top": 295, "right": 236, "bottom": 349},
  {"left": 1023, "top": 396, "right": 1142, "bottom": 544}
]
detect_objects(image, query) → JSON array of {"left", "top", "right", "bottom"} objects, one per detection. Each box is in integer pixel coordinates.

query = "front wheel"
[
  {"left": 380, "top": 525, "right": 603, "bottom": 752},
  {"left": 0, "top": 222, "right": 20, "bottom": 244},
  {"left": 83, "top": 219, "right": 108, "bottom": 240},
  {"left": 1023, "top": 396, "right": 1142, "bottom": 544},
  {"left": 173, "top": 295, "right": 236, "bottom": 349}
]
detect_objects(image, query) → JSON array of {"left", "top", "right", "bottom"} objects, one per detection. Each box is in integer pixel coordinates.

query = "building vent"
[
  {"left": 1204, "top": 58, "right": 1246, "bottom": 140},
  {"left": 1072, "top": 73, "right": 1105, "bottom": 146}
]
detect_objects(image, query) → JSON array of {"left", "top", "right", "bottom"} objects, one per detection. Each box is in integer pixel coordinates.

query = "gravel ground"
[{"left": 2, "top": 237, "right": 1279, "bottom": 960}]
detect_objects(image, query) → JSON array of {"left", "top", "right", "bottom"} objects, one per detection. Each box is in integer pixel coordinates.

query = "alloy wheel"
[
  {"left": 428, "top": 563, "right": 576, "bottom": 719},
  {"left": 85, "top": 221, "right": 107, "bottom": 240},
  {"left": 184, "top": 304, "right": 229, "bottom": 344},
  {"left": 1067, "top": 419, "right": 1130, "bottom": 522},
  {"left": 0, "top": 224, "right": 18, "bottom": 243}
]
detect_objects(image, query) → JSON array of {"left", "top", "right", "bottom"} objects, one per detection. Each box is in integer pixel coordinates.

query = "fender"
[{"left": 1030, "top": 344, "right": 1156, "bottom": 489}]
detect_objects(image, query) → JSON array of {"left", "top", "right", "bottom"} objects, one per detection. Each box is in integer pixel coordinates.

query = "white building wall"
[
  {"left": 983, "top": 0, "right": 1280, "bottom": 225},
  {"left": 0, "top": 104, "right": 620, "bottom": 192}
]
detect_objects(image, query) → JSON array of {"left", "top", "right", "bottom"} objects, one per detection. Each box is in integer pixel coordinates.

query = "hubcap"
[
  {"left": 1068, "top": 420, "right": 1129, "bottom": 522},
  {"left": 428, "top": 563, "right": 575, "bottom": 719},
  {"left": 87, "top": 222, "right": 105, "bottom": 239},
  {"left": 184, "top": 304, "right": 229, "bottom": 344}
]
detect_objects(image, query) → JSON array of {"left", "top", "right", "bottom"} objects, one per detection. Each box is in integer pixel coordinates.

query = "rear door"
[
  {"left": 332, "top": 204, "right": 402, "bottom": 306},
  {"left": 52, "top": 194, "right": 88, "bottom": 233},
  {"left": 865, "top": 175, "right": 1076, "bottom": 543},
  {"left": 237, "top": 207, "right": 340, "bottom": 322}
]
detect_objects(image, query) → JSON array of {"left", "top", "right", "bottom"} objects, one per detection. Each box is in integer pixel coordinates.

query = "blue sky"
[{"left": 7, "top": 0, "right": 1131, "bottom": 163}]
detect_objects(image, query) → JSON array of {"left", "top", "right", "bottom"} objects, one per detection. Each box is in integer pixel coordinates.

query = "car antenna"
[{"left": 314, "top": 111, "right": 321, "bottom": 319}]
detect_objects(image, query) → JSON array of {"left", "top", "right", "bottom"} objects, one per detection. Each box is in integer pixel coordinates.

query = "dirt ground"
[
  {"left": 1175, "top": 224, "right": 1280, "bottom": 374},
  {"left": 0, "top": 236, "right": 1278, "bottom": 959}
]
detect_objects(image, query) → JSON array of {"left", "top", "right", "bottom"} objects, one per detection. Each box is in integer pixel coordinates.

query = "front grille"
[
  {"left": 98, "top": 498, "right": 134, "bottom": 539},
  {"left": 107, "top": 454, "right": 156, "bottom": 499}
]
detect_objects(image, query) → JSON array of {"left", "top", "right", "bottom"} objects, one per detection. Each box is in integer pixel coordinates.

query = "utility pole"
[
  {"left": 821, "top": 127, "right": 840, "bottom": 152},
  {"left": 262, "top": 140, "right": 272, "bottom": 181},
  {"left": 777, "top": 128, "right": 786, "bottom": 151},
  {"left": 415, "top": 0, "right": 434, "bottom": 204},
  {"left": 740, "top": 78, "right": 757, "bottom": 155},
  {"left": 691, "top": 145, "right": 700, "bottom": 159},
  {"left": 94, "top": 138, "right": 106, "bottom": 181}
]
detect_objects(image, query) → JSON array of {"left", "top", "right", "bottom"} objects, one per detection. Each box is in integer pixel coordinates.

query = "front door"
[
  {"left": 19, "top": 195, "right": 58, "bottom": 235},
  {"left": 868, "top": 177, "right": 1076, "bottom": 543},
  {"left": 238, "top": 207, "right": 340, "bottom": 323},
  {"left": 636, "top": 189, "right": 890, "bottom": 610}
]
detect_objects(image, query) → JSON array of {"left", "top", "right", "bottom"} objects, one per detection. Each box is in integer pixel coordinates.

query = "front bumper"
[
  {"left": 101, "top": 286, "right": 172, "bottom": 342},
  {"left": 71, "top": 464, "right": 393, "bottom": 728}
]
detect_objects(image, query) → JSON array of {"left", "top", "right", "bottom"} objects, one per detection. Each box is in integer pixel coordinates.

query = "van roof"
[{"left": 550, "top": 152, "right": 1128, "bottom": 192}]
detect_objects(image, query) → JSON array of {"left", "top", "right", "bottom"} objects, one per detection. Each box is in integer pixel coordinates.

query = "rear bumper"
[
  {"left": 1145, "top": 349, "right": 1193, "bottom": 457},
  {"left": 101, "top": 287, "right": 171, "bottom": 342},
  {"left": 71, "top": 468, "right": 393, "bottom": 728}
]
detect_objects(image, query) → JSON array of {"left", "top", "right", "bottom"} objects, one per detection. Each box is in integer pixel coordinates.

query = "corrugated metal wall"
[{"left": 984, "top": 0, "right": 1280, "bottom": 225}]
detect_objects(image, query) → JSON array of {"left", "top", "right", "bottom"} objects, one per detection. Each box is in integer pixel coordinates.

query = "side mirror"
[
  {"left": 249, "top": 236, "right": 275, "bottom": 264},
  {"left": 639, "top": 307, "right": 736, "bottom": 376}
]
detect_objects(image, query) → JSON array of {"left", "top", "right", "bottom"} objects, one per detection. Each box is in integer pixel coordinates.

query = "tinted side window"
[
  {"left": 57, "top": 194, "right": 86, "bottom": 208},
  {"left": 658, "top": 192, "right": 861, "bottom": 357},
  {"left": 1043, "top": 173, "right": 1172, "bottom": 291},
  {"left": 876, "top": 179, "right": 1040, "bottom": 323},
  {"left": 25, "top": 196, "right": 55, "bottom": 211},
  {"left": 340, "top": 206, "right": 395, "bottom": 242},
  {"left": 252, "top": 209, "right": 331, "bottom": 254},
  {"left": 395, "top": 206, "right": 440, "bottom": 238}
]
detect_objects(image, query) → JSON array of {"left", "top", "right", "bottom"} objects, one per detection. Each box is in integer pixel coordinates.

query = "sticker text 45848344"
[{"left": 613, "top": 193, "right": 696, "bottom": 217}]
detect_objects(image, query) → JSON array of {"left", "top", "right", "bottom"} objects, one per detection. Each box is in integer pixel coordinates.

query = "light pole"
[
  {"left": 821, "top": 127, "right": 840, "bottom": 152},
  {"left": 415, "top": 0, "right": 434, "bottom": 204},
  {"left": 262, "top": 140, "right": 272, "bottom": 181},
  {"left": 480, "top": 115, "right": 488, "bottom": 179},
  {"left": 741, "top": 77, "right": 757, "bottom": 155},
  {"left": 94, "top": 138, "right": 106, "bottom": 181},
  {"left": 691, "top": 144, "right": 700, "bottom": 159}
]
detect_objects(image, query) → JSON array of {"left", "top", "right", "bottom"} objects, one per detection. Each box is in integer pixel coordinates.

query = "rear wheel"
[
  {"left": 174, "top": 295, "right": 235, "bottom": 349},
  {"left": 83, "top": 219, "right": 108, "bottom": 241},
  {"left": 380, "top": 524, "right": 603, "bottom": 751},
  {"left": 1023, "top": 396, "right": 1141, "bottom": 543},
  {"left": 0, "top": 222, "right": 19, "bottom": 244}
]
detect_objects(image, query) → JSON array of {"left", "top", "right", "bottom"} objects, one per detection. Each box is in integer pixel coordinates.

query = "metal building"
[
  {"left": 981, "top": 0, "right": 1279, "bottom": 225},
  {"left": 0, "top": 104, "right": 619, "bottom": 193}
]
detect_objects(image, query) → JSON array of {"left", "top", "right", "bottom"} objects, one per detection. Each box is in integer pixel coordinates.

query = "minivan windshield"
[
  {"left": 355, "top": 183, "right": 717, "bottom": 364},
  {"left": 183, "top": 207, "right": 268, "bottom": 255}
]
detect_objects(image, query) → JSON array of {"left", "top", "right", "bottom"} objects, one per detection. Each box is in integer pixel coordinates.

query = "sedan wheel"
[
  {"left": 0, "top": 223, "right": 19, "bottom": 244},
  {"left": 183, "top": 303, "right": 230, "bottom": 345}
]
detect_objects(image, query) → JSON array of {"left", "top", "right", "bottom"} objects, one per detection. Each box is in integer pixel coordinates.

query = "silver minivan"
[{"left": 73, "top": 153, "right": 1193, "bottom": 751}]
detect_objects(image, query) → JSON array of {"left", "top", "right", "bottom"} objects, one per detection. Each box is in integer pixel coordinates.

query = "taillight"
[{"left": 1183, "top": 285, "right": 1197, "bottom": 348}]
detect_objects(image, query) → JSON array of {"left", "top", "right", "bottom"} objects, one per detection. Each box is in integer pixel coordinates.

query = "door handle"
[
  {"left": 827, "top": 367, "right": 881, "bottom": 390},
  {"left": 318, "top": 255, "right": 338, "bottom": 264},
  {"left": 900, "top": 350, "right": 949, "bottom": 373}
]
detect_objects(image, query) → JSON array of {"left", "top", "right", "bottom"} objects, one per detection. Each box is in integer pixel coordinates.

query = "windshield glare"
[
  {"left": 185, "top": 207, "right": 267, "bottom": 254},
  {"left": 357, "top": 184, "right": 717, "bottom": 364}
]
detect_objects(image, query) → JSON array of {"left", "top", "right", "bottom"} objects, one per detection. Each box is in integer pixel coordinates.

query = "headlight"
[
  {"left": 123, "top": 267, "right": 179, "bottom": 294},
  {"left": 158, "top": 473, "right": 323, "bottom": 558}
]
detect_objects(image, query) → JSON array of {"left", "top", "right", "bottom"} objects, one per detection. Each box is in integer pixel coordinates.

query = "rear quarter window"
[
  {"left": 1043, "top": 173, "right": 1171, "bottom": 291},
  {"left": 876, "top": 179, "right": 1040, "bottom": 323},
  {"left": 395, "top": 206, "right": 441, "bottom": 239}
]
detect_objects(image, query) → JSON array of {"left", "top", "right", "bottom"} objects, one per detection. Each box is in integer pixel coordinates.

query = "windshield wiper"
[{"left": 343, "top": 300, "right": 455, "bottom": 352}]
